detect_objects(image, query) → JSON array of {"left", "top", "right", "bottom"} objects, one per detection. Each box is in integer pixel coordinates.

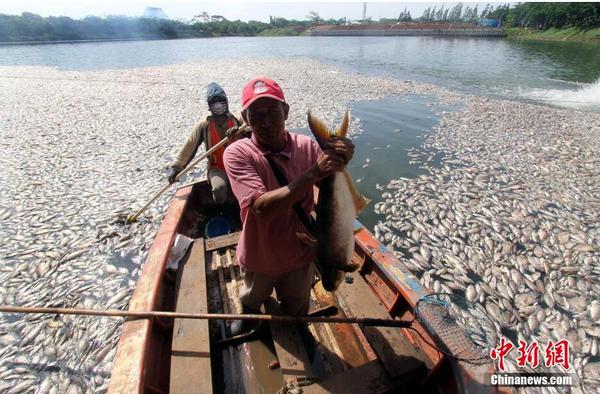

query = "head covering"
[
  {"left": 241, "top": 77, "right": 285, "bottom": 110},
  {"left": 206, "top": 83, "right": 227, "bottom": 104}
]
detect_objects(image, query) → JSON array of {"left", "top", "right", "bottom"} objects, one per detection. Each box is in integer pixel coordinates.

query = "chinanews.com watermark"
[
  {"left": 487, "top": 337, "right": 580, "bottom": 388},
  {"left": 486, "top": 373, "right": 574, "bottom": 387}
]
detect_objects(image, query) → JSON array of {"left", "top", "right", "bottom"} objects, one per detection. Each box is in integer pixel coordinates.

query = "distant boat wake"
[{"left": 521, "top": 78, "right": 600, "bottom": 111}]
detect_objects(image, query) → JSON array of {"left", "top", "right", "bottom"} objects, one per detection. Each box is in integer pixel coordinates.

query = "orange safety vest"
[{"left": 207, "top": 116, "right": 237, "bottom": 170}]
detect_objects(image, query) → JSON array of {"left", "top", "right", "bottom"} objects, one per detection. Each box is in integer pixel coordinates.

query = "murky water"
[{"left": 295, "top": 94, "right": 457, "bottom": 230}]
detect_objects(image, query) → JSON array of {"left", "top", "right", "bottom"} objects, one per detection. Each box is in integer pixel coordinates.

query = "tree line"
[
  {"left": 0, "top": 13, "right": 201, "bottom": 42},
  {"left": 391, "top": 3, "right": 599, "bottom": 28},
  {"left": 487, "top": 3, "right": 600, "bottom": 29},
  {"left": 1, "top": 4, "right": 598, "bottom": 43},
  {"left": 0, "top": 11, "right": 352, "bottom": 42}
]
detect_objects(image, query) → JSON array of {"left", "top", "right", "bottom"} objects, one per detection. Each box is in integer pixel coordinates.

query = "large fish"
[{"left": 304, "top": 111, "right": 369, "bottom": 291}]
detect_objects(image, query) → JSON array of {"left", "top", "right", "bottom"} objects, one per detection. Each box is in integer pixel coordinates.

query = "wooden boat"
[{"left": 109, "top": 180, "right": 496, "bottom": 393}]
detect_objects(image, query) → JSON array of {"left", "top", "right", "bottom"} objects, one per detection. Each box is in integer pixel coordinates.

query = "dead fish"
[{"left": 303, "top": 111, "right": 369, "bottom": 291}]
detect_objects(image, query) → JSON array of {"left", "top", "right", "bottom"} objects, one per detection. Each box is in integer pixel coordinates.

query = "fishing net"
[{"left": 413, "top": 293, "right": 498, "bottom": 364}]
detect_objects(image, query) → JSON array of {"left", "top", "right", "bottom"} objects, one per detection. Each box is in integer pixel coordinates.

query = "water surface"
[
  {"left": 295, "top": 94, "right": 454, "bottom": 230},
  {"left": 1, "top": 36, "right": 598, "bottom": 111}
]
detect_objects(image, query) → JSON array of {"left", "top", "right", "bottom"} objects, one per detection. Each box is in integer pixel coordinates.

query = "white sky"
[{"left": 0, "top": 0, "right": 506, "bottom": 22}]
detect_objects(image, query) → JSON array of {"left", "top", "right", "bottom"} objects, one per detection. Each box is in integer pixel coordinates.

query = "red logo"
[
  {"left": 517, "top": 340, "right": 540, "bottom": 368},
  {"left": 490, "top": 337, "right": 515, "bottom": 372},
  {"left": 545, "top": 339, "right": 570, "bottom": 370},
  {"left": 253, "top": 81, "right": 267, "bottom": 94},
  {"left": 490, "top": 337, "right": 571, "bottom": 372}
]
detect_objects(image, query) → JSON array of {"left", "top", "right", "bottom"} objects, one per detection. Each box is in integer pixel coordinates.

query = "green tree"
[
  {"left": 421, "top": 7, "right": 431, "bottom": 22},
  {"left": 435, "top": 6, "right": 444, "bottom": 22},
  {"left": 307, "top": 11, "right": 323, "bottom": 26},
  {"left": 449, "top": 3, "right": 463, "bottom": 22}
]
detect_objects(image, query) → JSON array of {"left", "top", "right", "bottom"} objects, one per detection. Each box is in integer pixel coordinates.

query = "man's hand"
[
  {"left": 310, "top": 137, "right": 355, "bottom": 181},
  {"left": 227, "top": 124, "right": 250, "bottom": 139},
  {"left": 167, "top": 167, "right": 179, "bottom": 184},
  {"left": 226, "top": 125, "right": 239, "bottom": 139},
  {"left": 325, "top": 137, "right": 354, "bottom": 164}
]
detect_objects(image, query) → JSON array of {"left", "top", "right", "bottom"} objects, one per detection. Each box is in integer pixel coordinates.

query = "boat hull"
[{"left": 109, "top": 181, "right": 497, "bottom": 393}]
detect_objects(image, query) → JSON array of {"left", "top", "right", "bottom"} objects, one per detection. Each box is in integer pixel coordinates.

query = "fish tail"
[
  {"left": 334, "top": 111, "right": 349, "bottom": 138},
  {"left": 307, "top": 111, "right": 331, "bottom": 148},
  {"left": 342, "top": 169, "right": 370, "bottom": 214}
]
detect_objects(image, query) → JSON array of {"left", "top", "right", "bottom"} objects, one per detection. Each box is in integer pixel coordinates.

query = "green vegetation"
[
  {"left": 0, "top": 13, "right": 319, "bottom": 43},
  {"left": 506, "top": 27, "right": 600, "bottom": 42},
  {"left": 258, "top": 27, "right": 303, "bottom": 37},
  {"left": 489, "top": 3, "right": 600, "bottom": 29},
  {"left": 488, "top": 3, "right": 600, "bottom": 42},
  {"left": 0, "top": 13, "right": 200, "bottom": 42}
]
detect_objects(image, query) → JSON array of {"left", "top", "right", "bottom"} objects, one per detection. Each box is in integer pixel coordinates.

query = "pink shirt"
[{"left": 223, "top": 131, "right": 321, "bottom": 274}]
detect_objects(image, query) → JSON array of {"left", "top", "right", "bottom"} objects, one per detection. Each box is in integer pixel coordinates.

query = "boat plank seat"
[
  {"left": 170, "top": 239, "right": 212, "bottom": 394},
  {"left": 204, "top": 231, "right": 241, "bottom": 251},
  {"left": 336, "top": 270, "right": 429, "bottom": 381},
  {"left": 264, "top": 297, "right": 317, "bottom": 383}
]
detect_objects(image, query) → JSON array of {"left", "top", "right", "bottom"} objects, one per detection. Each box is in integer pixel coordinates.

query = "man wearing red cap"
[{"left": 224, "top": 77, "right": 354, "bottom": 334}]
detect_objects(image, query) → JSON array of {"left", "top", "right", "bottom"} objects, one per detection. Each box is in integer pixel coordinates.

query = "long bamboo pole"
[
  {"left": 0, "top": 305, "right": 412, "bottom": 328},
  {"left": 126, "top": 124, "right": 249, "bottom": 223}
]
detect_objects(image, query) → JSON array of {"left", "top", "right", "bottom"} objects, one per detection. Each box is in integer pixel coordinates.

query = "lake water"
[
  {"left": 1, "top": 36, "right": 599, "bottom": 111},
  {"left": 293, "top": 94, "right": 456, "bottom": 229}
]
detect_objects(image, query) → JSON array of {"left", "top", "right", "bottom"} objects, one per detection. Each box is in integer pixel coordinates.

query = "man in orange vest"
[{"left": 168, "top": 83, "right": 243, "bottom": 204}]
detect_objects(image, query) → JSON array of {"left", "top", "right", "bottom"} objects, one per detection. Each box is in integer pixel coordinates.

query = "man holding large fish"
[{"left": 224, "top": 77, "right": 367, "bottom": 335}]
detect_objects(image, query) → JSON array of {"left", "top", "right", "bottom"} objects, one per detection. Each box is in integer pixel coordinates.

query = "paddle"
[{"left": 124, "top": 124, "right": 249, "bottom": 224}]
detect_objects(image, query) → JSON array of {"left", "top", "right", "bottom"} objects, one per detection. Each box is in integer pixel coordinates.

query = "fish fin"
[
  {"left": 334, "top": 111, "right": 350, "bottom": 138},
  {"left": 342, "top": 169, "right": 370, "bottom": 214},
  {"left": 307, "top": 111, "right": 331, "bottom": 148},
  {"left": 296, "top": 232, "right": 317, "bottom": 248}
]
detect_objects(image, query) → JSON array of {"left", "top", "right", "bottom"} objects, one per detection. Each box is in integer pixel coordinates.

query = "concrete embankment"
[{"left": 311, "top": 23, "right": 506, "bottom": 37}]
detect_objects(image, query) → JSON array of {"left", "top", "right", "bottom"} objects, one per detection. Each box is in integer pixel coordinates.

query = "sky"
[{"left": 0, "top": 1, "right": 503, "bottom": 22}]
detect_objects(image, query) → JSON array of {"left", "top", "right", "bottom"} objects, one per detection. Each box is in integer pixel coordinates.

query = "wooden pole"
[
  {"left": 0, "top": 305, "right": 412, "bottom": 328},
  {"left": 126, "top": 124, "right": 249, "bottom": 223}
]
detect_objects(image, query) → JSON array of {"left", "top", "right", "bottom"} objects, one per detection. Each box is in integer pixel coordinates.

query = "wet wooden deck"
[{"left": 173, "top": 233, "right": 431, "bottom": 393}]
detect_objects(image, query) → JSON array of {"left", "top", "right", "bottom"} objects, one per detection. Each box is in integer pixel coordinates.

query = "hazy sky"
[{"left": 1, "top": 1, "right": 499, "bottom": 22}]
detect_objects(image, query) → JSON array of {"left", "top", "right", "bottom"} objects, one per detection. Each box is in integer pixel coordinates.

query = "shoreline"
[
  {"left": 0, "top": 36, "right": 187, "bottom": 46},
  {"left": 0, "top": 29, "right": 505, "bottom": 46},
  {"left": 506, "top": 27, "right": 600, "bottom": 43},
  {"left": 4, "top": 29, "right": 599, "bottom": 48}
]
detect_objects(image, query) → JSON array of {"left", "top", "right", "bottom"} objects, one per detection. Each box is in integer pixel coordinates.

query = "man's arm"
[
  {"left": 170, "top": 122, "right": 206, "bottom": 171},
  {"left": 252, "top": 138, "right": 353, "bottom": 221}
]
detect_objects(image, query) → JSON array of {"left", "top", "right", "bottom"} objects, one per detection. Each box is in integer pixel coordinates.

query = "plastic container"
[{"left": 205, "top": 217, "right": 232, "bottom": 238}]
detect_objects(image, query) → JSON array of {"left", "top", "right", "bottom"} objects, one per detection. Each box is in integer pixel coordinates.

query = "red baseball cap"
[{"left": 241, "top": 77, "right": 285, "bottom": 110}]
